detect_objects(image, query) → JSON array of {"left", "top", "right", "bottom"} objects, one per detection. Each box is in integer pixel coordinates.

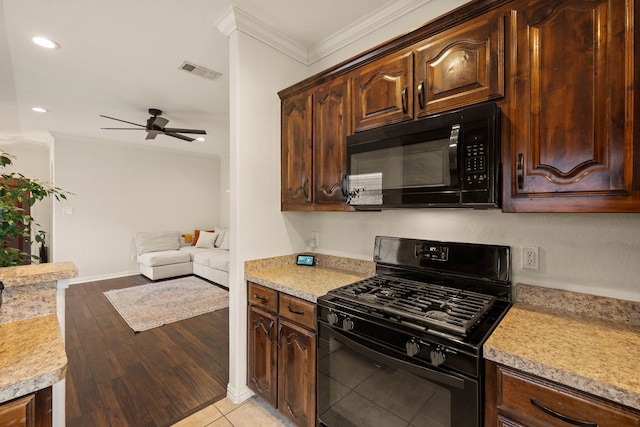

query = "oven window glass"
[
  {"left": 318, "top": 335, "right": 452, "bottom": 426},
  {"left": 350, "top": 138, "right": 451, "bottom": 190}
]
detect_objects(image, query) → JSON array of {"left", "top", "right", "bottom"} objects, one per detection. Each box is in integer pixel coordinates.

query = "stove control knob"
[
  {"left": 342, "top": 317, "right": 355, "bottom": 331},
  {"left": 405, "top": 339, "right": 420, "bottom": 357},
  {"left": 430, "top": 349, "right": 446, "bottom": 367},
  {"left": 327, "top": 312, "right": 339, "bottom": 326}
]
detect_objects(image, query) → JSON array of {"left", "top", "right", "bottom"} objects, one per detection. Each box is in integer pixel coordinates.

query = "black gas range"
[{"left": 317, "top": 236, "right": 512, "bottom": 427}]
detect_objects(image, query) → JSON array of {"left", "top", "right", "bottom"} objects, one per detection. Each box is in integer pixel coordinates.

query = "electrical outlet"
[
  {"left": 130, "top": 254, "right": 137, "bottom": 261},
  {"left": 311, "top": 231, "right": 320, "bottom": 248},
  {"left": 522, "top": 247, "right": 539, "bottom": 270}
]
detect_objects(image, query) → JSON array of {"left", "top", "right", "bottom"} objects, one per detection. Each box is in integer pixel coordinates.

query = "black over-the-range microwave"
[{"left": 345, "top": 102, "right": 501, "bottom": 209}]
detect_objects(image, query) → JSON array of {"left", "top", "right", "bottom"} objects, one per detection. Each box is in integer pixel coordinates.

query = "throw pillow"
[
  {"left": 218, "top": 230, "right": 230, "bottom": 250},
  {"left": 192, "top": 229, "right": 215, "bottom": 246},
  {"left": 195, "top": 230, "right": 219, "bottom": 248}
]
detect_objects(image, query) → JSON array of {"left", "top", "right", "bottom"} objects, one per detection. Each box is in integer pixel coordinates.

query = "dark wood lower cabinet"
[
  {"left": 277, "top": 319, "right": 316, "bottom": 427},
  {"left": 0, "top": 387, "right": 52, "bottom": 427},
  {"left": 248, "top": 306, "right": 278, "bottom": 407},
  {"left": 247, "top": 282, "right": 317, "bottom": 427},
  {"left": 485, "top": 361, "right": 640, "bottom": 427}
]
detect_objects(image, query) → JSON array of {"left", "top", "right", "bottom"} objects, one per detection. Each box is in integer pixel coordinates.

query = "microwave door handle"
[{"left": 449, "top": 124, "right": 461, "bottom": 186}]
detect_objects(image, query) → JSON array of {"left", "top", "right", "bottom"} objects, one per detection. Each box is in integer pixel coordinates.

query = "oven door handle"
[{"left": 327, "top": 325, "right": 465, "bottom": 389}]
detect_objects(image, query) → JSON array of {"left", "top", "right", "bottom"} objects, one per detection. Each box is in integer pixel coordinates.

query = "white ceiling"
[{"left": 0, "top": 0, "right": 415, "bottom": 158}]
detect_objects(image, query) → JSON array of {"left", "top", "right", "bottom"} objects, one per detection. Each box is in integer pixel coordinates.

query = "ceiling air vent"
[{"left": 179, "top": 61, "right": 222, "bottom": 81}]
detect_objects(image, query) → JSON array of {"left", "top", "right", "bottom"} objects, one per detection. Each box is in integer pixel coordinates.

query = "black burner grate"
[{"left": 329, "top": 275, "right": 496, "bottom": 336}]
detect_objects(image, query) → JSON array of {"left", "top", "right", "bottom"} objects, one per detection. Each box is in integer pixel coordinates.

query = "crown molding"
[
  {"left": 215, "top": 5, "right": 308, "bottom": 64},
  {"left": 308, "top": 0, "right": 434, "bottom": 64},
  {"left": 215, "top": 0, "right": 433, "bottom": 66}
]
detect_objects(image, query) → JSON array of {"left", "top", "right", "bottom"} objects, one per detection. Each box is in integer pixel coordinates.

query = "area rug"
[{"left": 104, "top": 276, "right": 229, "bottom": 332}]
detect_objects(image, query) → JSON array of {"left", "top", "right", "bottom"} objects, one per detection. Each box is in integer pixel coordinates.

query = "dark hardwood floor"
[{"left": 65, "top": 275, "right": 229, "bottom": 427}]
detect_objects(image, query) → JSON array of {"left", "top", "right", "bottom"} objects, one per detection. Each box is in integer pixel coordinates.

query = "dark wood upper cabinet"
[
  {"left": 280, "top": 0, "right": 640, "bottom": 213},
  {"left": 503, "top": 0, "right": 638, "bottom": 212},
  {"left": 313, "top": 78, "right": 351, "bottom": 207},
  {"left": 281, "top": 91, "right": 313, "bottom": 209},
  {"left": 352, "top": 49, "right": 414, "bottom": 132},
  {"left": 415, "top": 10, "right": 505, "bottom": 117}
]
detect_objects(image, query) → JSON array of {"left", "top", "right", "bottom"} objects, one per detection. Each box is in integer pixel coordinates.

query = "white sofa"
[{"left": 135, "top": 229, "right": 229, "bottom": 287}]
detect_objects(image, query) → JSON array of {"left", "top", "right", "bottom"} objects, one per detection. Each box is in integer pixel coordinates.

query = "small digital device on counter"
[{"left": 296, "top": 254, "right": 315, "bottom": 266}]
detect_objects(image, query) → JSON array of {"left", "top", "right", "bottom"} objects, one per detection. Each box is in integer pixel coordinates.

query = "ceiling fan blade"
[
  {"left": 163, "top": 128, "right": 206, "bottom": 135},
  {"left": 145, "top": 131, "right": 159, "bottom": 140},
  {"left": 165, "top": 132, "right": 195, "bottom": 142},
  {"left": 151, "top": 117, "right": 169, "bottom": 128},
  {"left": 99, "top": 115, "right": 145, "bottom": 127},
  {"left": 101, "top": 127, "right": 146, "bottom": 130}
]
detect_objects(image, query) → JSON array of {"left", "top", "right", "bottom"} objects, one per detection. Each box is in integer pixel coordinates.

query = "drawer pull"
[
  {"left": 254, "top": 294, "right": 269, "bottom": 303},
  {"left": 288, "top": 306, "right": 305, "bottom": 315},
  {"left": 530, "top": 398, "right": 598, "bottom": 427}
]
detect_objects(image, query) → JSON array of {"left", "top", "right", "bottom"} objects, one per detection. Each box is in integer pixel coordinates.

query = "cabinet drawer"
[
  {"left": 248, "top": 282, "right": 277, "bottom": 312},
  {"left": 0, "top": 394, "right": 35, "bottom": 427},
  {"left": 278, "top": 293, "right": 316, "bottom": 330},
  {"left": 496, "top": 364, "right": 640, "bottom": 427}
]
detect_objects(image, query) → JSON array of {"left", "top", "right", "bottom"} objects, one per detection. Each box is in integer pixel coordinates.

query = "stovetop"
[{"left": 327, "top": 275, "right": 496, "bottom": 336}]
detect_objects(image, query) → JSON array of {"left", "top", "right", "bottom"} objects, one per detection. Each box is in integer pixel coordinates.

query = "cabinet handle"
[
  {"left": 341, "top": 174, "right": 348, "bottom": 197},
  {"left": 530, "top": 398, "right": 598, "bottom": 427},
  {"left": 401, "top": 87, "right": 408, "bottom": 113},
  {"left": 418, "top": 81, "right": 425, "bottom": 110},
  {"left": 288, "top": 306, "right": 305, "bottom": 315},
  {"left": 267, "top": 319, "right": 274, "bottom": 340},
  {"left": 254, "top": 294, "right": 269, "bottom": 303},
  {"left": 301, "top": 172, "right": 309, "bottom": 199},
  {"left": 277, "top": 324, "right": 283, "bottom": 348},
  {"left": 517, "top": 153, "right": 524, "bottom": 190}
]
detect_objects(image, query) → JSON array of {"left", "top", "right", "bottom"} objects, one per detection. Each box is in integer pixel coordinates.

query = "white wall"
[{"left": 53, "top": 135, "right": 221, "bottom": 282}]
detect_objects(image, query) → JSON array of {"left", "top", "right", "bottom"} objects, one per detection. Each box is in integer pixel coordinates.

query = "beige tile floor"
[{"left": 172, "top": 396, "right": 296, "bottom": 427}]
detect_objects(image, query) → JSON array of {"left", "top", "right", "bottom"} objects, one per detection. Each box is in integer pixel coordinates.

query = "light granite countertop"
[
  {"left": 245, "top": 253, "right": 375, "bottom": 302},
  {"left": 0, "top": 261, "right": 78, "bottom": 287},
  {"left": 0, "top": 262, "right": 76, "bottom": 404},
  {"left": 485, "top": 284, "right": 640, "bottom": 411},
  {"left": 0, "top": 314, "right": 67, "bottom": 403}
]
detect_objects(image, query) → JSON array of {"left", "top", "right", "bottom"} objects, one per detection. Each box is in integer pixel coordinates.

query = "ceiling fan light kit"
[{"left": 100, "top": 108, "right": 207, "bottom": 142}]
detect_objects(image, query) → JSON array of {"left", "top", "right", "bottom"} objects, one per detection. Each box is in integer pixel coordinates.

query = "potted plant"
[{"left": 0, "top": 150, "right": 70, "bottom": 267}]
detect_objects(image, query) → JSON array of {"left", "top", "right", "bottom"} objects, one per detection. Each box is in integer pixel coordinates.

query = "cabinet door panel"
[
  {"left": 281, "top": 92, "right": 313, "bottom": 209},
  {"left": 352, "top": 50, "right": 413, "bottom": 131},
  {"left": 277, "top": 319, "right": 316, "bottom": 427},
  {"left": 313, "top": 78, "right": 350, "bottom": 206},
  {"left": 507, "top": 0, "right": 633, "bottom": 204},
  {"left": 248, "top": 306, "right": 278, "bottom": 407},
  {"left": 416, "top": 11, "right": 504, "bottom": 116}
]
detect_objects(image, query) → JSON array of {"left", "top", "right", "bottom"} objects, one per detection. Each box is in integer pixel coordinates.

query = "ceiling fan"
[{"left": 100, "top": 108, "right": 207, "bottom": 142}]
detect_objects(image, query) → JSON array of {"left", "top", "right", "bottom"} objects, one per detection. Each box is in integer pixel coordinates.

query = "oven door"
[{"left": 317, "top": 322, "right": 480, "bottom": 427}]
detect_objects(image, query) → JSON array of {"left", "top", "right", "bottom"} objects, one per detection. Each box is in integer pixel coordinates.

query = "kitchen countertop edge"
[
  {"left": 0, "top": 261, "right": 78, "bottom": 287},
  {"left": 0, "top": 314, "right": 67, "bottom": 404}
]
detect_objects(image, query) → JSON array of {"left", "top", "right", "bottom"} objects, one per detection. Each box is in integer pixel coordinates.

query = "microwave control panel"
[{"left": 462, "top": 130, "right": 488, "bottom": 189}]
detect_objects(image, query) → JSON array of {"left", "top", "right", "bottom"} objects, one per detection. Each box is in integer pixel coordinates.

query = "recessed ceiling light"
[
  {"left": 32, "top": 36, "right": 60, "bottom": 49},
  {"left": 32, "top": 107, "right": 48, "bottom": 113},
  {"left": 196, "top": 137, "right": 205, "bottom": 142}
]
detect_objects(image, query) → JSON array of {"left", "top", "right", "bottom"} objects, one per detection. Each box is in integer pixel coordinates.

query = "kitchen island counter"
[{"left": 485, "top": 284, "right": 640, "bottom": 411}]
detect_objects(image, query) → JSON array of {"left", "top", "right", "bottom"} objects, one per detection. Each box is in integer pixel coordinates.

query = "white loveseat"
[{"left": 135, "top": 229, "right": 229, "bottom": 287}]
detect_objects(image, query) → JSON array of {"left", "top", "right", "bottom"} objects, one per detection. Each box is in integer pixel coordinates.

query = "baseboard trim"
[
  {"left": 68, "top": 271, "right": 139, "bottom": 285},
  {"left": 226, "top": 384, "right": 254, "bottom": 404}
]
